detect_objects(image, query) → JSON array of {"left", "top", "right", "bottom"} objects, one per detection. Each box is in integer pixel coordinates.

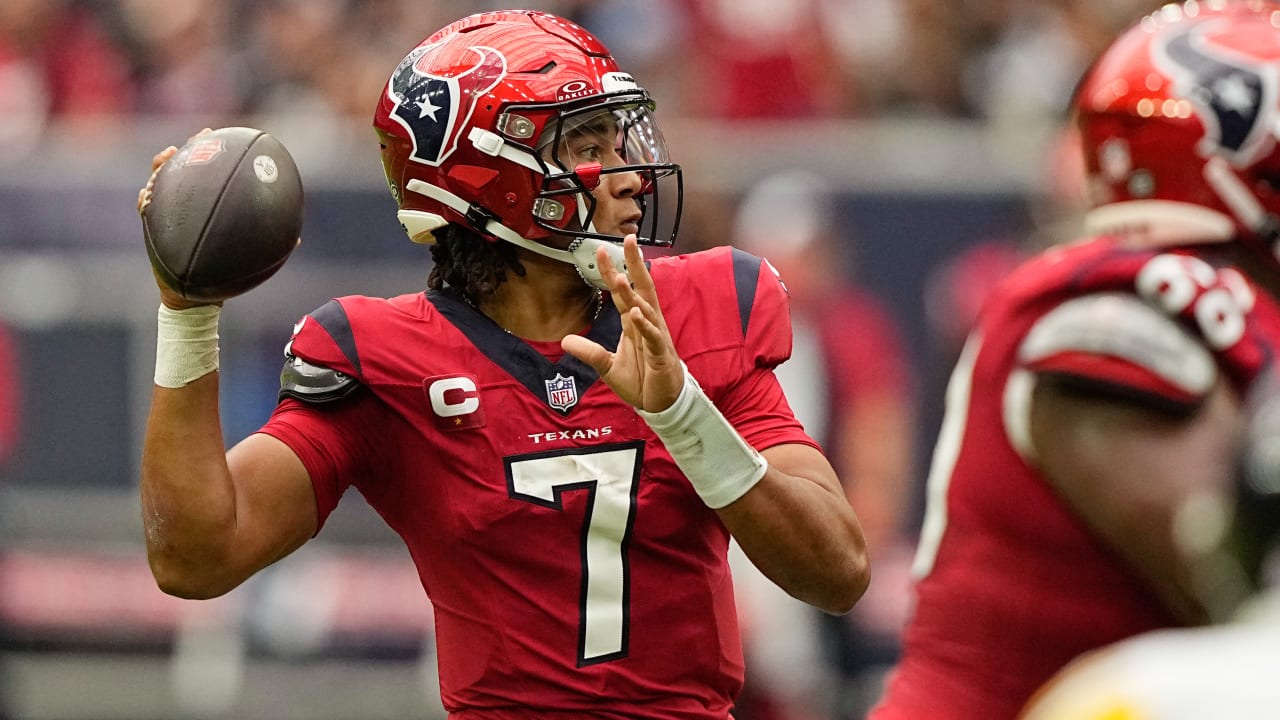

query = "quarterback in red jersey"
[
  {"left": 136, "top": 10, "right": 868, "bottom": 719},
  {"left": 871, "top": 2, "right": 1280, "bottom": 719}
]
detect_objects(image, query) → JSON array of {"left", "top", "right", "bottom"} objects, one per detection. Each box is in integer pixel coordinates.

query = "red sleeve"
[
  {"left": 743, "top": 254, "right": 793, "bottom": 370},
  {"left": 652, "top": 246, "right": 815, "bottom": 451},
  {"left": 719, "top": 367, "right": 820, "bottom": 453},
  {"left": 652, "top": 247, "right": 793, "bottom": 372},
  {"left": 256, "top": 393, "right": 388, "bottom": 533}
]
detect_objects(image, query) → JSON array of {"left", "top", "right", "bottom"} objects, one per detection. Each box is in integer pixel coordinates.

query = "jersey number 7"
[{"left": 505, "top": 441, "right": 644, "bottom": 665}]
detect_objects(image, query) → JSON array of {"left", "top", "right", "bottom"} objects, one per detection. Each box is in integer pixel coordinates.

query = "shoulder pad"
[
  {"left": 652, "top": 247, "right": 792, "bottom": 371},
  {"left": 1003, "top": 293, "right": 1220, "bottom": 463},
  {"left": 731, "top": 248, "right": 792, "bottom": 368},
  {"left": 998, "top": 292, "right": 1218, "bottom": 458},
  {"left": 279, "top": 354, "right": 362, "bottom": 404},
  {"left": 1018, "top": 288, "right": 1218, "bottom": 394},
  {"left": 1019, "top": 292, "right": 1218, "bottom": 400}
]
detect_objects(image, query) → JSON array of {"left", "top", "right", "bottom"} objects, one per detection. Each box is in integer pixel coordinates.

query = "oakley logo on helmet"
[
  {"left": 388, "top": 44, "right": 507, "bottom": 167},
  {"left": 556, "top": 80, "right": 596, "bottom": 102},
  {"left": 1157, "top": 22, "right": 1272, "bottom": 163}
]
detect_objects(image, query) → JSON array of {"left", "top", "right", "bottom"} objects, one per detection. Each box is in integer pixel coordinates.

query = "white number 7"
[{"left": 506, "top": 442, "right": 643, "bottom": 665}]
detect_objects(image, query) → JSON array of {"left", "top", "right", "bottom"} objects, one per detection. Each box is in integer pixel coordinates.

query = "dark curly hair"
[{"left": 427, "top": 224, "right": 526, "bottom": 300}]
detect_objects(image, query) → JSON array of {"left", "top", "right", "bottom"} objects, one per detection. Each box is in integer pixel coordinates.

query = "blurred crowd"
[
  {"left": 0, "top": 2, "right": 1177, "bottom": 719},
  {"left": 0, "top": 0, "right": 1163, "bottom": 141}
]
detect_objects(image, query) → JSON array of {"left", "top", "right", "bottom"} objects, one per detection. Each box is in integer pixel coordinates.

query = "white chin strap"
[{"left": 400, "top": 178, "right": 627, "bottom": 291}]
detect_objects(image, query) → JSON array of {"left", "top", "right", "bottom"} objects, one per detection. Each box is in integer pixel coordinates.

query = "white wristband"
[
  {"left": 155, "top": 304, "right": 221, "bottom": 388},
  {"left": 637, "top": 365, "right": 768, "bottom": 509}
]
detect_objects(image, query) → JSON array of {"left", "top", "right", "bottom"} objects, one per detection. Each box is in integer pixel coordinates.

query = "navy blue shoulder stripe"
[
  {"left": 730, "top": 248, "right": 761, "bottom": 338},
  {"left": 309, "top": 299, "right": 361, "bottom": 375},
  {"left": 428, "top": 287, "right": 620, "bottom": 416}
]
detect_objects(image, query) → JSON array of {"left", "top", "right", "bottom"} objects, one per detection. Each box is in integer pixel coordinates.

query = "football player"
[
  {"left": 1020, "top": 369, "right": 1280, "bottom": 720},
  {"left": 870, "top": 2, "right": 1280, "bottom": 718},
  {"left": 137, "top": 10, "right": 869, "bottom": 719}
]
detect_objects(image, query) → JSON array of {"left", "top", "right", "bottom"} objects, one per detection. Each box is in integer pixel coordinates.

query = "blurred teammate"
[
  {"left": 1021, "top": 371, "right": 1280, "bottom": 720},
  {"left": 136, "top": 10, "right": 869, "bottom": 719},
  {"left": 870, "top": 2, "right": 1280, "bottom": 718}
]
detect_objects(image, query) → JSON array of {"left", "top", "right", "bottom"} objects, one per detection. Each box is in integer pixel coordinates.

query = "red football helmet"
[
  {"left": 373, "top": 10, "right": 682, "bottom": 285},
  {"left": 1074, "top": 1, "right": 1280, "bottom": 264}
]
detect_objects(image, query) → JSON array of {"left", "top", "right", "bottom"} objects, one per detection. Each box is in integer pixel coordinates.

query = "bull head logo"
[
  {"left": 1156, "top": 20, "right": 1276, "bottom": 164},
  {"left": 387, "top": 45, "right": 507, "bottom": 166}
]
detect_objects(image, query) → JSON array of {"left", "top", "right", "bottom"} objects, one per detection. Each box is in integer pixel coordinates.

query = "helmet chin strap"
[{"left": 402, "top": 178, "right": 627, "bottom": 290}]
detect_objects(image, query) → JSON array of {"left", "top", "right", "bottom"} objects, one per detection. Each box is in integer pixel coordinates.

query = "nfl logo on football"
[{"left": 545, "top": 373, "right": 578, "bottom": 411}]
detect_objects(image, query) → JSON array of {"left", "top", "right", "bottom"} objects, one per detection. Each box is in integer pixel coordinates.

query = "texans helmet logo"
[
  {"left": 387, "top": 44, "right": 507, "bottom": 167},
  {"left": 1156, "top": 20, "right": 1274, "bottom": 163}
]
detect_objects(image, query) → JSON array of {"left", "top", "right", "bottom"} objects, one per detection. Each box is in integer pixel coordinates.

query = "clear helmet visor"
[{"left": 537, "top": 98, "right": 683, "bottom": 247}]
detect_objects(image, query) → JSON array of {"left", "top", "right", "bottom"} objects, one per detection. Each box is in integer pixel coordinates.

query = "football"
[{"left": 141, "top": 126, "right": 304, "bottom": 303}]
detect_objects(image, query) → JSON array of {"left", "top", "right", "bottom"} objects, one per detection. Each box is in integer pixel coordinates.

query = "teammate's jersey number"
[
  {"left": 1135, "top": 253, "right": 1250, "bottom": 350},
  {"left": 505, "top": 441, "right": 644, "bottom": 666}
]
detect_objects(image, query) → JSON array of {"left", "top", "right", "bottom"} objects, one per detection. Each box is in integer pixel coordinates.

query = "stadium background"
[{"left": 0, "top": 0, "right": 1158, "bottom": 717}]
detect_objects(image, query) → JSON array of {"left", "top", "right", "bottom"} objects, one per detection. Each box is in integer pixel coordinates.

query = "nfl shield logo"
[
  {"left": 181, "top": 138, "right": 225, "bottom": 166},
  {"left": 545, "top": 373, "right": 578, "bottom": 412}
]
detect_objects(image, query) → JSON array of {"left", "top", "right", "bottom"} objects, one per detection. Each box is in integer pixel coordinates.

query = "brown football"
[{"left": 142, "top": 126, "right": 303, "bottom": 303}]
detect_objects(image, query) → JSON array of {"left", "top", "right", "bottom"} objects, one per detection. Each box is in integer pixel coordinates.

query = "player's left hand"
[{"left": 562, "top": 234, "right": 684, "bottom": 413}]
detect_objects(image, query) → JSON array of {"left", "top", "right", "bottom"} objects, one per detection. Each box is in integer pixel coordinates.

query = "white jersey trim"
[
  {"left": 1002, "top": 368, "right": 1038, "bottom": 464},
  {"left": 912, "top": 333, "right": 982, "bottom": 580}
]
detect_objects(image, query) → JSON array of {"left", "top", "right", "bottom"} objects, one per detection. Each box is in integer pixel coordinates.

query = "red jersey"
[
  {"left": 871, "top": 238, "right": 1280, "bottom": 720},
  {"left": 258, "top": 246, "right": 816, "bottom": 719}
]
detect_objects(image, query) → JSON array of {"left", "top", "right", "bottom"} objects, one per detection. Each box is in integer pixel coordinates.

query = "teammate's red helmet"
[
  {"left": 373, "top": 10, "right": 682, "bottom": 252},
  {"left": 1074, "top": 1, "right": 1280, "bottom": 262}
]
